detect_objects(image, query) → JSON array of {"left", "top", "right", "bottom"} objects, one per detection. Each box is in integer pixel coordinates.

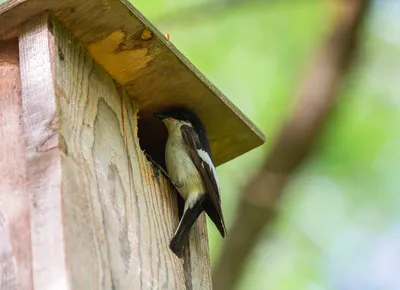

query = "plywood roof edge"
[{"left": 122, "top": 0, "right": 265, "bottom": 144}]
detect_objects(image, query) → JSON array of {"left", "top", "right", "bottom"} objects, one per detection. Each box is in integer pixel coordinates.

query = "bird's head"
[{"left": 153, "top": 107, "right": 205, "bottom": 133}]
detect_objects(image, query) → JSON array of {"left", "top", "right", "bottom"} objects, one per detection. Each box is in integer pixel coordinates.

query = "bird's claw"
[
  {"left": 144, "top": 152, "right": 160, "bottom": 178},
  {"left": 144, "top": 151, "right": 179, "bottom": 188}
]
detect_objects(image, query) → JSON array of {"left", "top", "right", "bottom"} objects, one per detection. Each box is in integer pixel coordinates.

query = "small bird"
[{"left": 153, "top": 107, "right": 226, "bottom": 257}]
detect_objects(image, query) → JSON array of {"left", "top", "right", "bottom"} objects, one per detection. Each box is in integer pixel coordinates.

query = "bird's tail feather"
[
  {"left": 169, "top": 196, "right": 206, "bottom": 257},
  {"left": 205, "top": 201, "right": 226, "bottom": 238}
]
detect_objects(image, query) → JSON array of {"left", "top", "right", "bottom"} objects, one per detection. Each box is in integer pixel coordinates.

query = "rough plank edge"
[
  {"left": 183, "top": 213, "right": 212, "bottom": 290},
  {"left": 19, "top": 12, "right": 69, "bottom": 290},
  {"left": 0, "top": 37, "right": 33, "bottom": 290},
  {"left": 0, "top": 211, "right": 17, "bottom": 290}
]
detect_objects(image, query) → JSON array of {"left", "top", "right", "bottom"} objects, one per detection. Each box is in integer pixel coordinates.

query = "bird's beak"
[{"left": 153, "top": 113, "right": 166, "bottom": 120}]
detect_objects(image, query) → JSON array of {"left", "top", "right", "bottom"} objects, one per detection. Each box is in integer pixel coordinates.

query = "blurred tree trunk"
[{"left": 212, "top": 1, "right": 370, "bottom": 289}]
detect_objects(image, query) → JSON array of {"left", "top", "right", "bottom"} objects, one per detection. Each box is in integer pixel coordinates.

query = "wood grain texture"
[
  {"left": 0, "top": 0, "right": 265, "bottom": 167},
  {"left": 19, "top": 12, "right": 211, "bottom": 289},
  {"left": 19, "top": 13, "right": 69, "bottom": 290},
  {"left": 184, "top": 214, "right": 212, "bottom": 290},
  {"left": 0, "top": 212, "right": 17, "bottom": 290},
  {"left": 0, "top": 39, "right": 32, "bottom": 290}
]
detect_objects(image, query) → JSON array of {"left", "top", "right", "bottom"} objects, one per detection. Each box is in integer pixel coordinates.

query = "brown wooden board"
[
  {"left": 0, "top": 0, "right": 265, "bottom": 166},
  {"left": 0, "top": 39, "right": 33, "bottom": 290}
]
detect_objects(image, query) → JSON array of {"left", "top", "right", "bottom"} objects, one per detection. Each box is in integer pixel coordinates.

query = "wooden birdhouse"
[{"left": 0, "top": 0, "right": 264, "bottom": 289}]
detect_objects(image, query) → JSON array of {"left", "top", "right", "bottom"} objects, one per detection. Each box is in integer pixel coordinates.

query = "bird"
[{"left": 152, "top": 107, "right": 226, "bottom": 257}]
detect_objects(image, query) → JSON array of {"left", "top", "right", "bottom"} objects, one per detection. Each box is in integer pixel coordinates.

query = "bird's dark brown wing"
[{"left": 180, "top": 124, "right": 227, "bottom": 237}]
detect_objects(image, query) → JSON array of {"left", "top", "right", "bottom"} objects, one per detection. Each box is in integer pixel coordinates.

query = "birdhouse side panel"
[{"left": 0, "top": 38, "right": 33, "bottom": 290}]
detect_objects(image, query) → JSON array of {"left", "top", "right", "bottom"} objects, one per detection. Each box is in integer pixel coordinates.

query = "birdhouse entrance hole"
[{"left": 137, "top": 110, "right": 169, "bottom": 168}]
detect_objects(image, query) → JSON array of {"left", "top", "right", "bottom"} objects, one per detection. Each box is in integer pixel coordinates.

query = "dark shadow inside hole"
[{"left": 137, "top": 110, "right": 168, "bottom": 170}]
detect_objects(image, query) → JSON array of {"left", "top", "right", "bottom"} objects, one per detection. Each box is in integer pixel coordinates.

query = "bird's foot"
[{"left": 144, "top": 152, "right": 180, "bottom": 188}]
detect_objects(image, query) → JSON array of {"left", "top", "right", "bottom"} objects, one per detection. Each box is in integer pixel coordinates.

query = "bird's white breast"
[{"left": 165, "top": 127, "right": 205, "bottom": 201}]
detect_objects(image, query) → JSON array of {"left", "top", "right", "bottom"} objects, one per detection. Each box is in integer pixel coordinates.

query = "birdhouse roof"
[{"left": 0, "top": 0, "right": 264, "bottom": 165}]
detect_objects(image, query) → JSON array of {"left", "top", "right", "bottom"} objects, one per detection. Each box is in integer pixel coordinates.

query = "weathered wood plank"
[
  {"left": 0, "top": 0, "right": 264, "bottom": 167},
  {"left": 184, "top": 214, "right": 212, "bottom": 290},
  {"left": 19, "top": 13, "right": 69, "bottom": 290},
  {"left": 19, "top": 12, "right": 211, "bottom": 289},
  {"left": 0, "top": 212, "right": 17, "bottom": 290},
  {"left": 0, "top": 39, "right": 32, "bottom": 290}
]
